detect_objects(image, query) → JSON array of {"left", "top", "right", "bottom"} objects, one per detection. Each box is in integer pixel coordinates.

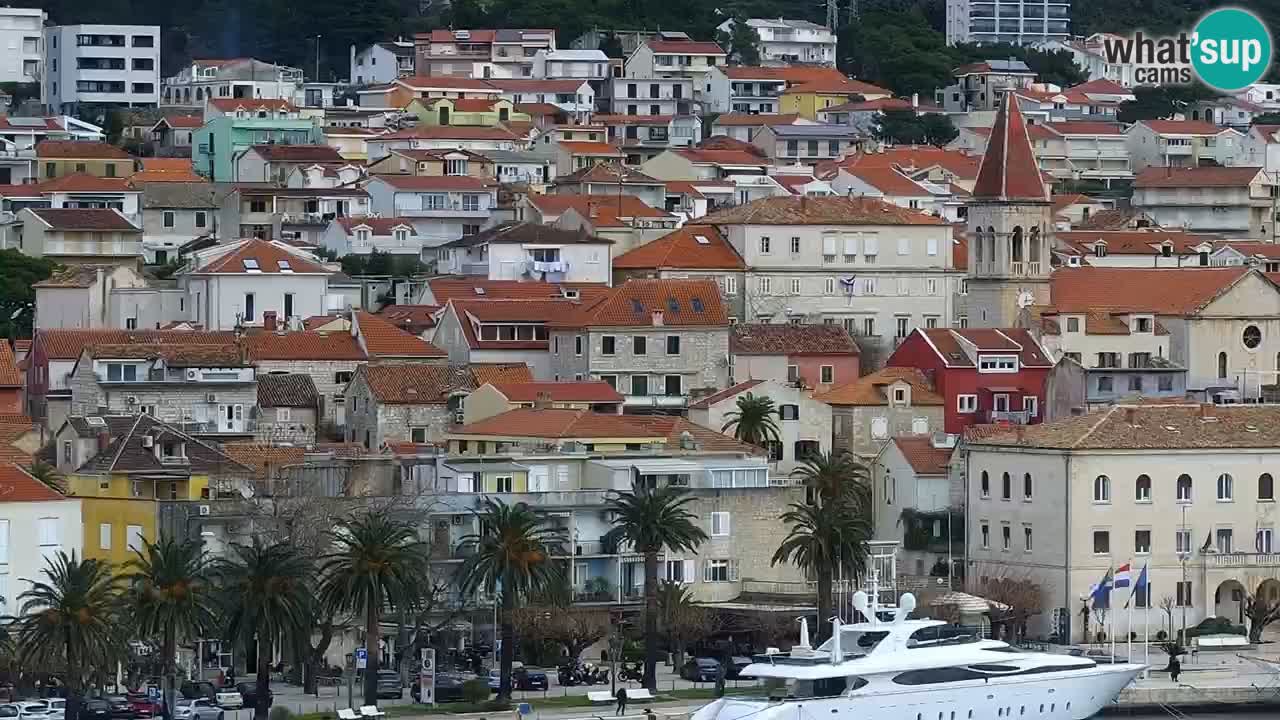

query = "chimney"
[
  {"left": 1125, "top": 407, "right": 1137, "bottom": 426},
  {"left": 651, "top": 309, "right": 664, "bottom": 326},
  {"left": 264, "top": 311, "right": 278, "bottom": 332},
  {"left": 97, "top": 429, "right": 110, "bottom": 453},
  {"left": 533, "top": 391, "right": 553, "bottom": 410}
]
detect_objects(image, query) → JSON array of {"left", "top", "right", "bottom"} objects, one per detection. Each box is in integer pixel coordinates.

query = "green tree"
[
  {"left": 13, "top": 552, "right": 121, "bottom": 720},
  {"left": 27, "top": 460, "right": 62, "bottom": 488},
  {"left": 791, "top": 450, "right": 872, "bottom": 504},
  {"left": 771, "top": 498, "right": 873, "bottom": 644},
  {"left": 839, "top": 8, "right": 956, "bottom": 96},
  {"left": 720, "top": 393, "right": 781, "bottom": 449},
  {"left": 717, "top": 14, "right": 761, "bottom": 66},
  {"left": 0, "top": 250, "right": 57, "bottom": 339},
  {"left": 127, "top": 536, "right": 214, "bottom": 720},
  {"left": 459, "top": 499, "right": 564, "bottom": 701},
  {"left": 215, "top": 539, "right": 313, "bottom": 720},
  {"left": 604, "top": 481, "right": 707, "bottom": 690},
  {"left": 1117, "top": 85, "right": 1218, "bottom": 124},
  {"left": 317, "top": 514, "right": 429, "bottom": 708},
  {"left": 1254, "top": 112, "right": 1280, "bottom": 126},
  {"left": 875, "top": 109, "right": 958, "bottom": 147}
]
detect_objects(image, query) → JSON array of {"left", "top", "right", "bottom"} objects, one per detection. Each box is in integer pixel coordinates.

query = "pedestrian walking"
[
  {"left": 614, "top": 686, "right": 627, "bottom": 716},
  {"left": 1169, "top": 657, "right": 1181, "bottom": 684}
]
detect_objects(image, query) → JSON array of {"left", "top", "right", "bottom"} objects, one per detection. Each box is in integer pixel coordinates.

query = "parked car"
[
  {"left": 419, "top": 673, "right": 471, "bottom": 703},
  {"left": 0, "top": 705, "right": 19, "bottom": 719},
  {"left": 179, "top": 683, "right": 215, "bottom": 702},
  {"left": 104, "top": 696, "right": 131, "bottom": 719},
  {"left": 173, "top": 699, "right": 222, "bottom": 720},
  {"left": 679, "top": 657, "right": 722, "bottom": 682},
  {"left": 80, "top": 701, "right": 112, "bottom": 720},
  {"left": 16, "top": 703, "right": 52, "bottom": 720},
  {"left": 233, "top": 683, "right": 272, "bottom": 709},
  {"left": 375, "top": 671, "right": 403, "bottom": 700},
  {"left": 213, "top": 690, "right": 242, "bottom": 710},
  {"left": 725, "top": 657, "right": 752, "bottom": 680},
  {"left": 126, "top": 696, "right": 160, "bottom": 718},
  {"left": 45, "top": 700, "right": 65, "bottom": 720}
]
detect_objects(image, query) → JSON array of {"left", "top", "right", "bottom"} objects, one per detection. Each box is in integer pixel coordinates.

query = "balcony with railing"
[
  {"left": 281, "top": 212, "right": 332, "bottom": 226},
  {"left": 986, "top": 410, "right": 1032, "bottom": 425},
  {"left": 46, "top": 238, "right": 141, "bottom": 257},
  {"left": 398, "top": 200, "right": 490, "bottom": 218}
]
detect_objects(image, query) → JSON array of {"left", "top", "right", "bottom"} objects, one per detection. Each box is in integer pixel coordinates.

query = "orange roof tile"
[
  {"left": 787, "top": 77, "right": 891, "bottom": 96},
  {"left": 527, "top": 194, "right": 670, "bottom": 227},
  {"left": 842, "top": 166, "right": 931, "bottom": 196},
  {"left": 1049, "top": 266, "right": 1252, "bottom": 314},
  {"left": 0, "top": 463, "right": 65, "bottom": 502},
  {"left": 551, "top": 279, "right": 727, "bottom": 328},
  {"left": 0, "top": 345, "right": 22, "bottom": 387},
  {"left": 38, "top": 174, "right": 137, "bottom": 193},
  {"left": 355, "top": 311, "right": 447, "bottom": 359},
  {"left": 648, "top": 39, "right": 725, "bottom": 54},
  {"left": 973, "top": 94, "right": 1046, "bottom": 202},
  {"left": 612, "top": 224, "right": 744, "bottom": 270},
  {"left": 34, "top": 329, "right": 235, "bottom": 360},
  {"left": 1140, "top": 120, "right": 1227, "bottom": 135},
  {"left": 893, "top": 437, "right": 952, "bottom": 475},
  {"left": 36, "top": 140, "right": 132, "bottom": 160},
  {"left": 245, "top": 331, "right": 367, "bottom": 361},
  {"left": 426, "top": 278, "right": 610, "bottom": 305},
  {"left": 221, "top": 444, "right": 306, "bottom": 478},
  {"left": 702, "top": 196, "right": 947, "bottom": 226},
  {"left": 376, "top": 126, "right": 516, "bottom": 141},
  {"left": 454, "top": 407, "right": 662, "bottom": 438},
  {"left": 359, "top": 364, "right": 474, "bottom": 404},
  {"left": 688, "top": 379, "right": 765, "bottom": 409},
  {"left": 371, "top": 175, "right": 489, "bottom": 191},
  {"left": 674, "top": 147, "right": 769, "bottom": 166},
  {"left": 814, "top": 367, "right": 943, "bottom": 406},
  {"left": 1134, "top": 166, "right": 1263, "bottom": 188},
  {"left": 197, "top": 239, "right": 330, "bottom": 274},
  {"left": 731, "top": 324, "right": 859, "bottom": 355},
  {"left": 491, "top": 381, "right": 623, "bottom": 403},
  {"left": 470, "top": 363, "right": 535, "bottom": 385},
  {"left": 825, "top": 148, "right": 981, "bottom": 181}
]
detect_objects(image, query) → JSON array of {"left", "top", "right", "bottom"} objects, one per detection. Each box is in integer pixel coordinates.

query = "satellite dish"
[{"left": 239, "top": 484, "right": 255, "bottom": 499}]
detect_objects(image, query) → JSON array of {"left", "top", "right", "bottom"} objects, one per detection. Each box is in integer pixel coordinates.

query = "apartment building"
[
  {"left": 715, "top": 18, "right": 836, "bottom": 66},
  {"left": 1132, "top": 166, "right": 1274, "bottom": 239},
  {"left": 44, "top": 24, "right": 161, "bottom": 114},
  {"left": 162, "top": 58, "right": 303, "bottom": 108},
  {"left": 945, "top": 0, "right": 1070, "bottom": 45},
  {"left": 437, "top": 222, "right": 612, "bottom": 284},
  {"left": 623, "top": 33, "right": 726, "bottom": 104},
  {"left": 750, "top": 124, "right": 861, "bottom": 166},
  {"left": 816, "top": 367, "right": 945, "bottom": 461},
  {"left": 350, "top": 41, "right": 416, "bottom": 86},
  {"left": 937, "top": 59, "right": 1036, "bottom": 112},
  {"left": 413, "top": 29, "right": 556, "bottom": 79},
  {"left": 1124, "top": 120, "right": 1244, "bottom": 172},
  {"left": 0, "top": 7, "right": 45, "bottom": 87}
]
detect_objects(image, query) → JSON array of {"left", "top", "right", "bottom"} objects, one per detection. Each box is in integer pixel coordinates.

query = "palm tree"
[
  {"left": 317, "top": 514, "right": 429, "bottom": 708},
  {"left": 458, "top": 499, "right": 564, "bottom": 702},
  {"left": 721, "top": 393, "right": 781, "bottom": 449},
  {"left": 771, "top": 496, "right": 873, "bottom": 645},
  {"left": 27, "top": 460, "right": 62, "bottom": 488},
  {"left": 127, "top": 535, "right": 213, "bottom": 720},
  {"left": 13, "top": 552, "right": 120, "bottom": 720},
  {"left": 791, "top": 450, "right": 871, "bottom": 505},
  {"left": 604, "top": 480, "right": 707, "bottom": 690},
  {"left": 214, "top": 539, "right": 313, "bottom": 720}
]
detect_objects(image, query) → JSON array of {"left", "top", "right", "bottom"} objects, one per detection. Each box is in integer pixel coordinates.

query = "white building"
[
  {"left": 690, "top": 378, "right": 831, "bottom": 475},
  {"left": 945, "top": 0, "right": 1071, "bottom": 46},
  {"left": 364, "top": 174, "right": 498, "bottom": 249},
  {"left": 1132, "top": 166, "right": 1274, "bottom": 239},
  {"left": 321, "top": 217, "right": 424, "bottom": 260},
  {"left": 533, "top": 49, "right": 609, "bottom": 82},
  {"left": 623, "top": 32, "right": 726, "bottom": 103},
  {"left": 44, "top": 24, "right": 161, "bottom": 114},
  {"left": 966, "top": 403, "right": 1280, "bottom": 640},
  {"left": 607, "top": 76, "right": 694, "bottom": 116},
  {"left": 0, "top": 6, "right": 45, "bottom": 88},
  {"left": 350, "top": 41, "right": 415, "bottom": 86},
  {"left": 1124, "top": 120, "right": 1244, "bottom": 172},
  {"left": 437, "top": 221, "right": 612, "bottom": 284},
  {"left": 162, "top": 58, "right": 302, "bottom": 109},
  {"left": 714, "top": 18, "right": 835, "bottom": 66},
  {"left": 0, "top": 465, "right": 83, "bottom": 616},
  {"left": 178, "top": 239, "right": 335, "bottom": 330}
]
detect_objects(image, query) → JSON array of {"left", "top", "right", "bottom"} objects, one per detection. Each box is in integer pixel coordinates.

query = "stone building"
[
  {"left": 254, "top": 374, "right": 319, "bottom": 446},
  {"left": 815, "top": 367, "right": 946, "bottom": 461}
]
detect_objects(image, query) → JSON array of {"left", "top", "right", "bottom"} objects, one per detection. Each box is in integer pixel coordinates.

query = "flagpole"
[
  {"left": 1126, "top": 587, "right": 1132, "bottom": 662},
  {"left": 1109, "top": 584, "right": 1116, "bottom": 660},
  {"left": 1143, "top": 567, "right": 1150, "bottom": 678}
]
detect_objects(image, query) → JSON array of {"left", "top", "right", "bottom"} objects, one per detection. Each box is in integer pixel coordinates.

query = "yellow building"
[
  {"left": 407, "top": 97, "right": 530, "bottom": 128},
  {"left": 37, "top": 140, "right": 139, "bottom": 180},
  {"left": 780, "top": 78, "right": 893, "bottom": 120},
  {"left": 55, "top": 415, "right": 252, "bottom": 565}
]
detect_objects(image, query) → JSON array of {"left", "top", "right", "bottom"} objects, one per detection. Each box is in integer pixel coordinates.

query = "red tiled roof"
[
  {"left": 730, "top": 324, "right": 859, "bottom": 356},
  {"left": 1134, "top": 166, "right": 1263, "bottom": 188},
  {"left": 444, "top": 98, "right": 499, "bottom": 112},
  {"left": 491, "top": 381, "right": 623, "bottom": 403},
  {"left": 674, "top": 147, "right": 769, "bottom": 166},
  {"left": 787, "top": 77, "right": 892, "bottom": 96},
  {"left": 250, "top": 144, "right": 345, "bottom": 163},
  {"left": 647, "top": 39, "right": 725, "bottom": 54},
  {"left": 208, "top": 98, "right": 298, "bottom": 112},
  {"left": 359, "top": 364, "right": 471, "bottom": 404},
  {"left": 913, "top": 328, "right": 1052, "bottom": 368},
  {"left": 612, "top": 224, "right": 744, "bottom": 270},
  {"left": 426, "top": 278, "right": 610, "bottom": 305},
  {"left": 29, "top": 208, "right": 138, "bottom": 231},
  {"left": 471, "top": 363, "right": 535, "bottom": 385},
  {"left": 0, "top": 463, "right": 65, "bottom": 502},
  {"left": 370, "top": 175, "right": 489, "bottom": 191},
  {"left": 257, "top": 373, "right": 319, "bottom": 407},
  {"left": 527, "top": 194, "right": 670, "bottom": 226},
  {"left": 1055, "top": 230, "right": 1215, "bottom": 255},
  {"left": 130, "top": 169, "right": 205, "bottom": 183},
  {"left": 355, "top": 311, "right": 447, "bottom": 358},
  {"left": 1139, "top": 120, "right": 1227, "bottom": 135},
  {"left": 821, "top": 98, "right": 941, "bottom": 113},
  {"left": 377, "top": 305, "right": 440, "bottom": 333},
  {"left": 1049, "top": 266, "right": 1251, "bottom": 314},
  {"left": 1069, "top": 79, "right": 1130, "bottom": 95},
  {"left": 893, "top": 437, "right": 952, "bottom": 475},
  {"left": 221, "top": 444, "right": 305, "bottom": 478},
  {"left": 823, "top": 148, "right": 980, "bottom": 180},
  {"left": 375, "top": 126, "right": 516, "bottom": 141},
  {"left": 843, "top": 166, "right": 931, "bottom": 196},
  {"left": 245, "top": 331, "right": 367, "bottom": 361},
  {"left": 712, "top": 113, "right": 802, "bottom": 127},
  {"left": 36, "top": 140, "right": 131, "bottom": 159},
  {"left": 702, "top": 196, "right": 947, "bottom": 226},
  {"left": 36, "top": 330, "right": 234, "bottom": 360},
  {"left": 484, "top": 78, "right": 588, "bottom": 93},
  {"left": 815, "top": 367, "right": 943, "bottom": 406},
  {"left": 197, "top": 240, "right": 330, "bottom": 274},
  {"left": 0, "top": 117, "right": 64, "bottom": 131},
  {"left": 451, "top": 299, "right": 569, "bottom": 350},
  {"left": 425, "top": 29, "right": 497, "bottom": 42},
  {"left": 0, "top": 345, "right": 20, "bottom": 387},
  {"left": 973, "top": 94, "right": 1047, "bottom": 202},
  {"left": 514, "top": 102, "right": 565, "bottom": 116},
  {"left": 38, "top": 174, "right": 136, "bottom": 193},
  {"left": 336, "top": 217, "right": 417, "bottom": 235},
  {"left": 158, "top": 114, "right": 203, "bottom": 129},
  {"left": 687, "top": 379, "right": 765, "bottom": 409},
  {"left": 454, "top": 407, "right": 661, "bottom": 437},
  {"left": 551, "top": 279, "right": 728, "bottom": 328}
]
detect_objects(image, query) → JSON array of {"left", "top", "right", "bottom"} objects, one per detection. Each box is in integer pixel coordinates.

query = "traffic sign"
[
  {"left": 419, "top": 649, "right": 436, "bottom": 707},
  {"left": 355, "top": 647, "right": 368, "bottom": 670}
]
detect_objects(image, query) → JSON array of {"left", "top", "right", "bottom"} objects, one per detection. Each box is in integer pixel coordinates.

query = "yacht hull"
[{"left": 691, "top": 664, "right": 1144, "bottom": 720}]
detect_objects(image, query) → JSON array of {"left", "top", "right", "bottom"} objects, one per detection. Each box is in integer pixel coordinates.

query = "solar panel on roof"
[
  {"left": 86, "top": 417, "right": 106, "bottom": 426},
  {"left": 6, "top": 118, "right": 48, "bottom": 127}
]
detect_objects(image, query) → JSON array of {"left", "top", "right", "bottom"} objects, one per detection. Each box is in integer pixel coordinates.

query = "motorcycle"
[
  {"left": 557, "top": 663, "right": 584, "bottom": 686},
  {"left": 618, "top": 662, "right": 643, "bottom": 683}
]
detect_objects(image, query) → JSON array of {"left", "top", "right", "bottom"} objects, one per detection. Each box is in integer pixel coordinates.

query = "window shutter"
[
  {"left": 864, "top": 236, "right": 878, "bottom": 254},
  {"left": 728, "top": 560, "right": 740, "bottom": 581},
  {"left": 100, "top": 523, "right": 112, "bottom": 550},
  {"left": 822, "top": 236, "right": 837, "bottom": 255},
  {"left": 897, "top": 237, "right": 910, "bottom": 255},
  {"left": 683, "top": 559, "right": 696, "bottom": 584},
  {"left": 927, "top": 238, "right": 939, "bottom": 256},
  {"left": 843, "top": 235, "right": 858, "bottom": 255},
  {"left": 703, "top": 560, "right": 713, "bottom": 583}
]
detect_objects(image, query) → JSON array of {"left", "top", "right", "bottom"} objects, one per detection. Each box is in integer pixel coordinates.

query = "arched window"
[
  {"left": 981, "top": 471, "right": 990, "bottom": 498},
  {"left": 183, "top": 87, "right": 190, "bottom": 103},
  {"left": 1176, "top": 474, "right": 1193, "bottom": 502},
  {"left": 1001, "top": 472, "right": 1011, "bottom": 500},
  {"left": 1135, "top": 474, "right": 1152, "bottom": 501},
  {"left": 1028, "top": 227, "right": 1041, "bottom": 265},
  {"left": 974, "top": 226, "right": 984, "bottom": 264},
  {"left": 1023, "top": 472, "right": 1033, "bottom": 500},
  {"left": 985, "top": 226, "right": 996, "bottom": 269},
  {"left": 1218, "top": 351, "right": 1228, "bottom": 379},
  {"left": 1094, "top": 474, "right": 1110, "bottom": 502},
  {"left": 1260, "top": 473, "right": 1274, "bottom": 501},
  {"left": 195, "top": 87, "right": 203, "bottom": 101},
  {"left": 1011, "top": 226, "right": 1024, "bottom": 264},
  {"left": 1217, "top": 473, "right": 1234, "bottom": 501}
]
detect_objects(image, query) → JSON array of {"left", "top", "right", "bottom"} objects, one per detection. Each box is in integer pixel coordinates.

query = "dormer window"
[
  {"left": 277, "top": 260, "right": 293, "bottom": 273},
  {"left": 242, "top": 258, "right": 260, "bottom": 273},
  {"left": 394, "top": 228, "right": 408, "bottom": 244},
  {"left": 1067, "top": 256, "right": 1081, "bottom": 267},
  {"left": 355, "top": 228, "right": 370, "bottom": 245},
  {"left": 892, "top": 386, "right": 908, "bottom": 405},
  {"left": 1134, "top": 316, "right": 1153, "bottom": 333},
  {"left": 1161, "top": 243, "right": 1173, "bottom": 258},
  {"left": 1094, "top": 243, "right": 1107, "bottom": 258},
  {"left": 978, "top": 355, "right": 1018, "bottom": 373}
]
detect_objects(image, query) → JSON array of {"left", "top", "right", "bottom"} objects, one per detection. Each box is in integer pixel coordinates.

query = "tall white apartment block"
[
  {"left": 946, "top": 0, "right": 1071, "bottom": 46},
  {"left": 0, "top": 7, "right": 46, "bottom": 87},
  {"left": 44, "top": 24, "right": 161, "bottom": 114}
]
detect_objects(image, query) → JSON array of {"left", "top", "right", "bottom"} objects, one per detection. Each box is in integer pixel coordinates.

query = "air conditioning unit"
[
  {"left": 198, "top": 505, "right": 210, "bottom": 516},
  {"left": 452, "top": 515, "right": 464, "bottom": 526},
  {"left": 187, "top": 369, "right": 199, "bottom": 380},
  {"left": 205, "top": 393, "right": 217, "bottom": 403},
  {"left": 141, "top": 436, "right": 154, "bottom": 448},
  {"left": 126, "top": 395, "right": 138, "bottom": 405}
]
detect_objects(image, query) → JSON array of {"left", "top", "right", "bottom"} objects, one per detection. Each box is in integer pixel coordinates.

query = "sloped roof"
[
  {"left": 557, "top": 163, "right": 662, "bottom": 185},
  {"left": 33, "top": 264, "right": 128, "bottom": 289},
  {"left": 1055, "top": 230, "right": 1215, "bottom": 255},
  {"left": 370, "top": 174, "right": 489, "bottom": 191},
  {"left": 426, "top": 278, "right": 610, "bottom": 304},
  {"left": 335, "top": 217, "right": 417, "bottom": 236},
  {"left": 359, "top": 364, "right": 476, "bottom": 404},
  {"left": 491, "top": 381, "right": 623, "bottom": 403},
  {"left": 550, "top": 279, "right": 728, "bottom": 328},
  {"left": 208, "top": 98, "right": 297, "bottom": 112},
  {"left": 913, "top": 328, "right": 1053, "bottom": 368},
  {"left": 76, "top": 414, "right": 252, "bottom": 474},
  {"left": 444, "top": 222, "right": 609, "bottom": 248},
  {"left": 36, "top": 329, "right": 234, "bottom": 360},
  {"left": 29, "top": 208, "right": 138, "bottom": 231},
  {"left": 842, "top": 166, "right": 932, "bottom": 196},
  {"left": 527, "top": 193, "right": 670, "bottom": 226},
  {"left": 648, "top": 39, "right": 725, "bottom": 54},
  {"left": 731, "top": 324, "right": 859, "bottom": 356},
  {"left": 257, "top": 374, "right": 319, "bottom": 407},
  {"left": 893, "top": 437, "right": 952, "bottom": 475},
  {"left": 612, "top": 224, "right": 744, "bottom": 270},
  {"left": 38, "top": 174, "right": 137, "bottom": 193},
  {"left": 0, "top": 463, "right": 65, "bottom": 502},
  {"left": 376, "top": 305, "right": 439, "bottom": 334},
  {"left": 0, "top": 345, "right": 20, "bottom": 387},
  {"left": 702, "top": 196, "right": 947, "bottom": 226},
  {"left": 141, "top": 182, "right": 218, "bottom": 209},
  {"left": 1048, "top": 266, "right": 1252, "bottom": 314},
  {"left": 674, "top": 147, "right": 769, "bottom": 166},
  {"left": 688, "top": 379, "right": 766, "bottom": 409},
  {"left": 1138, "top": 120, "right": 1227, "bottom": 135},
  {"left": 245, "top": 331, "right": 367, "bottom": 361},
  {"left": 968, "top": 404, "right": 1280, "bottom": 450},
  {"left": 1134, "top": 166, "right": 1262, "bottom": 189},
  {"left": 197, "top": 239, "right": 330, "bottom": 274},
  {"left": 374, "top": 126, "right": 516, "bottom": 141},
  {"left": 826, "top": 147, "right": 980, "bottom": 181},
  {"left": 355, "top": 311, "right": 447, "bottom": 359},
  {"left": 972, "top": 94, "right": 1047, "bottom": 202},
  {"left": 84, "top": 343, "right": 246, "bottom": 367},
  {"left": 814, "top": 367, "right": 943, "bottom": 406},
  {"left": 250, "top": 144, "right": 345, "bottom": 163},
  {"left": 221, "top": 443, "right": 305, "bottom": 478},
  {"left": 470, "top": 363, "right": 535, "bottom": 385},
  {"left": 712, "top": 113, "right": 803, "bottom": 127},
  {"left": 36, "top": 140, "right": 131, "bottom": 159}
]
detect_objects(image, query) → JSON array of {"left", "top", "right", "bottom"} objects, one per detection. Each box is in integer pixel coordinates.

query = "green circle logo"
[{"left": 1192, "top": 7, "right": 1272, "bottom": 91}]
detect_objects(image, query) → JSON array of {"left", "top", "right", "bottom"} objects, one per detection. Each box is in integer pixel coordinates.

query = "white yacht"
[{"left": 692, "top": 592, "right": 1143, "bottom": 720}]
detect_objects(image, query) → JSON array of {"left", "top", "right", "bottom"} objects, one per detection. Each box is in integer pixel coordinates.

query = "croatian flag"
[{"left": 1113, "top": 563, "right": 1132, "bottom": 589}]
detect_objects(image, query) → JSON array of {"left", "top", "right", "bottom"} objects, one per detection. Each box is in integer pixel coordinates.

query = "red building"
[
  {"left": 730, "top": 324, "right": 860, "bottom": 392},
  {"left": 887, "top": 328, "right": 1053, "bottom": 434}
]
